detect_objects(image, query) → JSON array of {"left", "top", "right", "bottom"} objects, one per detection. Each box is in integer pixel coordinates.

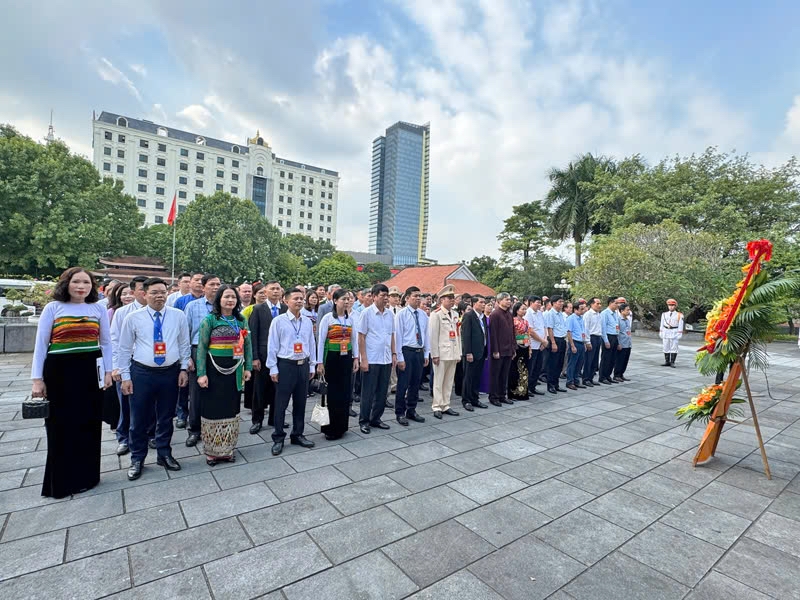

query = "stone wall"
[{"left": 1, "top": 323, "right": 37, "bottom": 353}]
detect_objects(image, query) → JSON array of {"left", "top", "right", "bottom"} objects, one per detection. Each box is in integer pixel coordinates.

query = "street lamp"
[{"left": 554, "top": 278, "right": 571, "bottom": 299}]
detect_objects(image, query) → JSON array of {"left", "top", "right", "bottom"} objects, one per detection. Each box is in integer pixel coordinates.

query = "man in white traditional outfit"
[{"left": 659, "top": 298, "right": 684, "bottom": 368}]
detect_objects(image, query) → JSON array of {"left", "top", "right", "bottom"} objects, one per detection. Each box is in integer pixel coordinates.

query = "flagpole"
[
  {"left": 171, "top": 221, "right": 176, "bottom": 284},
  {"left": 170, "top": 190, "right": 177, "bottom": 284}
]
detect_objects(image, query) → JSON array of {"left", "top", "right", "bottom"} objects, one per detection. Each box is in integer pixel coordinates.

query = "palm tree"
[{"left": 544, "top": 153, "right": 613, "bottom": 266}]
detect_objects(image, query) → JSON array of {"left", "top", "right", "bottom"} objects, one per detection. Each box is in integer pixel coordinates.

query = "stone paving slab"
[{"left": 0, "top": 340, "right": 798, "bottom": 598}]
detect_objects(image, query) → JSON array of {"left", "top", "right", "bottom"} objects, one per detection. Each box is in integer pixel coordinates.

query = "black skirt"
[
  {"left": 199, "top": 356, "right": 241, "bottom": 458},
  {"left": 42, "top": 350, "right": 103, "bottom": 498},
  {"left": 320, "top": 350, "right": 353, "bottom": 439},
  {"left": 508, "top": 346, "right": 530, "bottom": 399}
]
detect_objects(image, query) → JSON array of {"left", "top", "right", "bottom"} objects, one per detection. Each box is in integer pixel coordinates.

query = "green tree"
[
  {"left": 308, "top": 253, "right": 370, "bottom": 290},
  {"left": 497, "top": 201, "right": 553, "bottom": 267},
  {"left": 467, "top": 256, "right": 499, "bottom": 282},
  {"left": 362, "top": 262, "right": 392, "bottom": 284},
  {"left": 174, "top": 191, "right": 282, "bottom": 283},
  {"left": 0, "top": 126, "right": 144, "bottom": 276},
  {"left": 281, "top": 233, "right": 336, "bottom": 268},
  {"left": 131, "top": 224, "right": 174, "bottom": 266},
  {"left": 545, "top": 153, "right": 614, "bottom": 267},
  {"left": 273, "top": 252, "right": 308, "bottom": 289},
  {"left": 508, "top": 254, "right": 573, "bottom": 298}
]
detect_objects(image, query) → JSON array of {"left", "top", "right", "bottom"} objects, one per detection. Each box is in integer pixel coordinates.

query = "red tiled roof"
[{"left": 382, "top": 265, "right": 496, "bottom": 296}]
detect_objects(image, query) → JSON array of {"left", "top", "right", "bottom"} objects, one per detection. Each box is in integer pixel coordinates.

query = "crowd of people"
[{"left": 30, "top": 266, "right": 687, "bottom": 499}]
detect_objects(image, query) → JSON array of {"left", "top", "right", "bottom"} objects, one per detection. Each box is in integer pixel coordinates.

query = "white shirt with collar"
[
  {"left": 525, "top": 306, "right": 546, "bottom": 344},
  {"left": 357, "top": 303, "right": 396, "bottom": 365},
  {"left": 395, "top": 305, "right": 431, "bottom": 356},
  {"left": 118, "top": 305, "right": 190, "bottom": 381},
  {"left": 583, "top": 308, "right": 602, "bottom": 337},
  {"left": 110, "top": 299, "right": 145, "bottom": 370},
  {"left": 266, "top": 311, "right": 317, "bottom": 375}
]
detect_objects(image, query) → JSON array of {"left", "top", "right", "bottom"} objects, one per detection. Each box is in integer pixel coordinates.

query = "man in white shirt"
[
  {"left": 581, "top": 297, "right": 603, "bottom": 385},
  {"left": 166, "top": 272, "right": 192, "bottom": 307},
  {"left": 357, "top": 284, "right": 397, "bottom": 434},
  {"left": 525, "top": 296, "right": 547, "bottom": 396},
  {"left": 119, "top": 278, "right": 190, "bottom": 481},
  {"left": 393, "top": 286, "right": 429, "bottom": 426},
  {"left": 266, "top": 288, "right": 316, "bottom": 456},
  {"left": 386, "top": 286, "right": 402, "bottom": 401}
]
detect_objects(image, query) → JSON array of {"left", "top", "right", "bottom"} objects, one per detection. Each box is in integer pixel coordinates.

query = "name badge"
[
  {"left": 449, "top": 330, "right": 456, "bottom": 339},
  {"left": 293, "top": 342, "right": 304, "bottom": 354},
  {"left": 154, "top": 341, "right": 166, "bottom": 357},
  {"left": 615, "top": 325, "right": 620, "bottom": 332},
  {"left": 523, "top": 338, "right": 529, "bottom": 346},
  {"left": 232, "top": 341, "right": 244, "bottom": 359},
  {"left": 340, "top": 342, "right": 348, "bottom": 355},
  {"left": 582, "top": 333, "right": 587, "bottom": 341}
]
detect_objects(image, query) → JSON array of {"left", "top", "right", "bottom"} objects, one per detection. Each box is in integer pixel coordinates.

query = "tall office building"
[
  {"left": 92, "top": 112, "right": 340, "bottom": 244},
  {"left": 368, "top": 121, "right": 430, "bottom": 265}
]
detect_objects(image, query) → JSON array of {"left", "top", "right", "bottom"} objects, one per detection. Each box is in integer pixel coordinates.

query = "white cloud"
[
  {"left": 129, "top": 63, "right": 147, "bottom": 77},
  {"left": 784, "top": 95, "right": 800, "bottom": 144},
  {"left": 95, "top": 57, "right": 142, "bottom": 102},
  {"left": 177, "top": 104, "right": 213, "bottom": 129}
]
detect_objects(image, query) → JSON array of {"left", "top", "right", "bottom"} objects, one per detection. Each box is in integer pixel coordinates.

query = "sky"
[{"left": 2, "top": 0, "right": 800, "bottom": 263}]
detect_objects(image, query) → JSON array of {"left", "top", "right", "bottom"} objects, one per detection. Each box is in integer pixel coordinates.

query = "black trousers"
[
  {"left": 454, "top": 358, "right": 464, "bottom": 397},
  {"left": 547, "top": 338, "right": 567, "bottom": 386},
  {"left": 395, "top": 347, "right": 424, "bottom": 417},
  {"left": 188, "top": 346, "right": 201, "bottom": 433},
  {"left": 272, "top": 358, "right": 310, "bottom": 442},
  {"left": 614, "top": 347, "right": 631, "bottom": 378},
  {"left": 583, "top": 335, "right": 602, "bottom": 382},
  {"left": 463, "top": 354, "right": 485, "bottom": 405},
  {"left": 360, "top": 363, "right": 391, "bottom": 426},
  {"left": 528, "top": 350, "right": 543, "bottom": 391},
  {"left": 130, "top": 362, "right": 180, "bottom": 463},
  {"left": 600, "top": 335, "right": 619, "bottom": 381},
  {"left": 489, "top": 356, "right": 512, "bottom": 401}
]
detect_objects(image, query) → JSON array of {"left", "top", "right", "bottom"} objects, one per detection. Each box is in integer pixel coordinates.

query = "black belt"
[
  {"left": 278, "top": 357, "right": 307, "bottom": 365},
  {"left": 132, "top": 360, "right": 179, "bottom": 371},
  {"left": 664, "top": 326, "right": 677, "bottom": 329},
  {"left": 402, "top": 346, "right": 424, "bottom": 353}
]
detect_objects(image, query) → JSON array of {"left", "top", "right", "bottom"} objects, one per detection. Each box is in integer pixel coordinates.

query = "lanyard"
[
  {"left": 221, "top": 315, "right": 240, "bottom": 334},
  {"left": 290, "top": 316, "right": 302, "bottom": 339},
  {"left": 147, "top": 308, "right": 166, "bottom": 326}
]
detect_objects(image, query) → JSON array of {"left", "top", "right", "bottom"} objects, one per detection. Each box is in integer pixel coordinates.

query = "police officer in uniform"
[
  {"left": 659, "top": 299, "right": 684, "bottom": 368},
  {"left": 428, "top": 285, "right": 461, "bottom": 419}
]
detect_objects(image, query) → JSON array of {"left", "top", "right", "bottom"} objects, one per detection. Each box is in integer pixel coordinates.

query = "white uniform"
[
  {"left": 428, "top": 306, "right": 461, "bottom": 412},
  {"left": 659, "top": 310, "right": 684, "bottom": 353}
]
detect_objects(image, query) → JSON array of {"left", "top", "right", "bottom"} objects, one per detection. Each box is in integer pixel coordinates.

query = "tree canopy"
[
  {"left": 497, "top": 200, "right": 553, "bottom": 267},
  {"left": 281, "top": 233, "right": 335, "bottom": 269},
  {"left": 307, "top": 253, "right": 371, "bottom": 290}
]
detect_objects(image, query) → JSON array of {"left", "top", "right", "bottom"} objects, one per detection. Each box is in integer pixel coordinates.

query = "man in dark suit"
[
  {"left": 248, "top": 280, "right": 287, "bottom": 434},
  {"left": 461, "top": 294, "right": 489, "bottom": 411}
]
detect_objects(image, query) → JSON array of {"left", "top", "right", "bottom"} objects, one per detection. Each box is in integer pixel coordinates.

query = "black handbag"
[
  {"left": 310, "top": 375, "right": 328, "bottom": 396},
  {"left": 22, "top": 397, "right": 50, "bottom": 419}
]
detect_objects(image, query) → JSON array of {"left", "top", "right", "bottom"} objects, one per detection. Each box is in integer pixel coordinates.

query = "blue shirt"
[
  {"left": 185, "top": 297, "right": 214, "bottom": 345},
  {"left": 395, "top": 306, "right": 431, "bottom": 356},
  {"left": 618, "top": 315, "right": 632, "bottom": 348},
  {"left": 566, "top": 313, "right": 586, "bottom": 344},
  {"left": 174, "top": 292, "right": 204, "bottom": 312},
  {"left": 600, "top": 307, "right": 620, "bottom": 343},
  {"left": 544, "top": 308, "right": 567, "bottom": 338}
]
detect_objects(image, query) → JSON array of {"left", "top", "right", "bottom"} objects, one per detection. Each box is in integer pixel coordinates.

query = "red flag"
[{"left": 167, "top": 192, "right": 177, "bottom": 226}]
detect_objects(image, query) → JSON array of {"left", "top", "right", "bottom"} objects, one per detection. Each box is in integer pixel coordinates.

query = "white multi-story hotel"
[{"left": 91, "top": 111, "right": 340, "bottom": 244}]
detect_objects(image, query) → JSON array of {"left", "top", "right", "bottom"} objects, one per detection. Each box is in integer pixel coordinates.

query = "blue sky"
[{"left": 2, "top": 0, "right": 799, "bottom": 262}]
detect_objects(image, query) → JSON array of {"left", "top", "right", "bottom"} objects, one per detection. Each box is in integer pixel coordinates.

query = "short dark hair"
[
  {"left": 129, "top": 275, "right": 147, "bottom": 291},
  {"left": 51, "top": 267, "right": 99, "bottom": 303},
  {"left": 202, "top": 273, "right": 219, "bottom": 286},
  {"left": 461, "top": 293, "right": 472, "bottom": 301},
  {"left": 178, "top": 272, "right": 191, "bottom": 280},
  {"left": 372, "top": 283, "right": 389, "bottom": 296},
  {"left": 530, "top": 295, "right": 542, "bottom": 303},
  {"left": 284, "top": 287, "right": 303, "bottom": 299},
  {"left": 265, "top": 280, "right": 280, "bottom": 286},
  {"left": 618, "top": 302, "right": 629, "bottom": 311},
  {"left": 143, "top": 277, "right": 167, "bottom": 290},
  {"left": 550, "top": 295, "right": 562, "bottom": 304},
  {"left": 590, "top": 297, "right": 601, "bottom": 305},
  {"left": 470, "top": 294, "right": 485, "bottom": 305},
  {"left": 212, "top": 284, "right": 243, "bottom": 320},
  {"left": 404, "top": 286, "right": 420, "bottom": 297},
  {"left": 575, "top": 300, "right": 587, "bottom": 310},
  {"left": 607, "top": 296, "right": 617, "bottom": 305}
]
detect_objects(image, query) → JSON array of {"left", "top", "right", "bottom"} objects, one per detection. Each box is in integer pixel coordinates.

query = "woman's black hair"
[
  {"left": 51, "top": 267, "right": 99, "bottom": 303},
  {"left": 107, "top": 282, "right": 125, "bottom": 310},
  {"left": 332, "top": 288, "right": 349, "bottom": 318},
  {"left": 305, "top": 290, "right": 319, "bottom": 310},
  {"left": 511, "top": 301, "right": 524, "bottom": 317},
  {"left": 212, "top": 284, "right": 243, "bottom": 320}
]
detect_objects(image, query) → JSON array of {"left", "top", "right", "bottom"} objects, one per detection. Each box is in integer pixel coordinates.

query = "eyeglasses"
[{"left": 148, "top": 291, "right": 167, "bottom": 297}]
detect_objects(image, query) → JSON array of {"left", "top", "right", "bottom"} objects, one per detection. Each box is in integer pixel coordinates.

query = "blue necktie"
[
  {"left": 412, "top": 310, "right": 422, "bottom": 346},
  {"left": 153, "top": 311, "right": 165, "bottom": 365},
  {"left": 271, "top": 305, "right": 278, "bottom": 318}
]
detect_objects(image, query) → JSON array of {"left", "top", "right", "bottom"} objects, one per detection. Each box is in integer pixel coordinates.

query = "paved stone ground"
[{"left": 0, "top": 339, "right": 799, "bottom": 599}]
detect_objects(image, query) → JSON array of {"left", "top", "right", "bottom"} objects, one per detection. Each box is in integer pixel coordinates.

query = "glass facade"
[{"left": 252, "top": 176, "right": 267, "bottom": 216}]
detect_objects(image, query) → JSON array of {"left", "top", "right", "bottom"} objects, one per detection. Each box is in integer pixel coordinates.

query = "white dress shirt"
[
  {"left": 525, "top": 307, "right": 546, "bottom": 346},
  {"left": 266, "top": 311, "right": 317, "bottom": 375},
  {"left": 118, "top": 306, "right": 190, "bottom": 381},
  {"left": 166, "top": 290, "right": 183, "bottom": 307},
  {"left": 110, "top": 299, "right": 144, "bottom": 370},
  {"left": 395, "top": 305, "right": 430, "bottom": 356},
  {"left": 583, "top": 308, "right": 602, "bottom": 337},
  {"left": 357, "top": 304, "right": 396, "bottom": 365}
]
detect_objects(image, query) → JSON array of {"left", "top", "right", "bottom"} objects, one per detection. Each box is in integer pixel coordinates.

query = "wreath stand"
[{"left": 692, "top": 356, "right": 771, "bottom": 479}]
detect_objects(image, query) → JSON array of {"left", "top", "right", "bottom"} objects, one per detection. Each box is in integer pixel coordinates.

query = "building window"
[
  {"left": 118, "top": 134, "right": 125, "bottom": 143},
  {"left": 196, "top": 151, "right": 204, "bottom": 160},
  {"left": 140, "top": 139, "right": 149, "bottom": 148},
  {"left": 157, "top": 157, "right": 166, "bottom": 167},
  {"left": 139, "top": 154, "right": 148, "bottom": 163},
  {"left": 279, "top": 183, "right": 284, "bottom": 190},
  {"left": 309, "top": 177, "right": 314, "bottom": 184},
  {"left": 178, "top": 204, "right": 186, "bottom": 214},
  {"left": 309, "top": 201, "right": 314, "bottom": 208},
  {"left": 157, "top": 143, "right": 166, "bottom": 152},
  {"left": 231, "top": 186, "right": 238, "bottom": 194},
  {"left": 232, "top": 159, "right": 239, "bottom": 168},
  {"left": 215, "top": 183, "right": 223, "bottom": 191},
  {"left": 329, "top": 181, "right": 333, "bottom": 188},
  {"left": 216, "top": 170, "right": 224, "bottom": 178},
  {"left": 179, "top": 176, "right": 187, "bottom": 185},
  {"left": 286, "top": 221, "right": 291, "bottom": 228},
  {"left": 328, "top": 192, "right": 332, "bottom": 199},
  {"left": 257, "top": 166, "right": 264, "bottom": 176},
  {"left": 178, "top": 191, "right": 187, "bottom": 199},
  {"left": 300, "top": 211, "right": 304, "bottom": 218},
  {"left": 117, "top": 117, "right": 128, "bottom": 127},
  {"left": 327, "top": 227, "right": 331, "bottom": 233},
  {"left": 231, "top": 173, "right": 238, "bottom": 181},
  {"left": 326, "top": 238, "right": 331, "bottom": 243},
  {"left": 301, "top": 175, "right": 306, "bottom": 182},
  {"left": 137, "top": 199, "right": 146, "bottom": 207},
  {"left": 287, "top": 209, "right": 292, "bottom": 216},
  {"left": 308, "top": 212, "right": 313, "bottom": 220},
  {"left": 156, "top": 200, "right": 164, "bottom": 209},
  {"left": 232, "top": 146, "right": 240, "bottom": 154},
  {"left": 103, "top": 162, "right": 111, "bottom": 171},
  {"left": 156, "top": 187, "right": 165, "bottom": 196},
  {"left": 138, "top": 184, "right": 147, "bottom": 192},
  {"left": 180, "top": 162, "right": 188, "bottom": 171},
  {"left": 288, "top": 185, "right": 293, "bottom": 192},
  {"left": 117, "top": 149, "right": 125, "bottom": 158},
  {"left": 138, "top": 169, "right": 147, "bottom": 178},
  {"left": 279, "top": 208, "right": 284, "bottom": 215},
  {"left": 309, "top": 190, "right": 314, "bottom": 196},
  {"left": 157, "top": 127, "right": 168, "bottom": 137},
  {"left": 301, "top": 187, "right": 306, "bottom": 194},
  {"left": 279, "top": 196, "right": 284, "bottom": 202},
  {"left": 196, "top": 166, "right": 204, "bottom": 174},
  {"left": 156, "top": 172, "right": 165, "bottom": 181},
  {"left": 288, "top": 173, "right": 293, "bottom": 179},
  {"left": 116, "top": 165, "right": 124, "bottom": 174},
  {"left": 104, "top": 131, "right": 112, "bottom": 140},
  {"left": 180, "top": 148, "right": 188, "bottom": 157},
  {"left": 155, "top": 216, "right": 164, "bottom": 224},
  {"left": 319, "top": 226, "right": 324, "bottom": 233},
  {"left": 319, "top": 215, "right": 324, "bottom": 221},
  {"left": 327, "top": 216, "right": 331, "bottom": 222},
  {"left": 104, "top": 147, "right": 111, "bottom": 156},
  {"left": 300, "top": 199, "right": 305, "bottom": 206},
  {"left": 287, "top": 197, "right": 292, "bottom": 204},
  {"left": 196, "top": 180, "right": 203, "bottom": 188},
  {"left": 307, "top": 224, "right": 311, "bottom": 231},
  {"left": 280, "top": 171, "right": 285, "bottom": 177},
  {"left": 278, "top": 220, "right": 283, "bottom": 226},
  {"left": 217, "top": 157, "right": 224, "bottom": 165}
]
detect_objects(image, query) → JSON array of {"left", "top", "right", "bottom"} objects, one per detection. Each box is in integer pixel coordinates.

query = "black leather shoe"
[
  {"left": 566, "top": 383, "right": 577, "bottom": 390},
  {"left": 621, "top": 376, "right": 631, "bottom": 381},
  {"left": 556, "top": 387, "right": 567, "bottom": 393},
  {"left": 443, "top": 408, "right": 460, "bottom": 416},
  {"left": 463, "top": 403, "right": 474, "bottom": 412},
  {"left": 116, "top": 443, "right": 129, "bottom": 456},
  {"left": 531, "top": 389, "right": 545, "bottom": 396},
  {"left": 127, "top": 461, "right": 143, "bottom": 481},
  {"left": 576, "top": 384, "right": 587, "bottom": 389},
  {"left": 157, "top": 455, "right": 181, "bottom": 471},
  {"left": 474, "top": 401, "right": 488, "bottom": 409},
  {"left": 583, "top": 380, "right": 595, "bottom": 387},
  {"left": 613, "top": 377, "right": 623, "bottom": 383},
  {"left": 560, "top": 374, "right": 567, "bottom": 379},
  {"left": 349, "top": 409, "right": 358, "bottom": 417},
  {"left": 433, "top": 411, "right": 442, "bottom": 419},
  {"left": 397, "top": 415, "right": 409, "bottom": 426},
  {"left": 249, "top": 422, "right": 262, "bottom": 435},
  {"left": 547, "top": 386, "right": 557, "bottom": 394},
  {"left": 490, "top": 400, "right": 503, "bottom": 406},
  {"left": 360, "top": 425, "right": 371, "bottom": 434},
  {"left": 600, "top": 379, "right": 612, "bottom": 385},
  {"left": 371, "top": 421, "right": 390, "bottom": 430},
  {"left": 271, "top": 441, "right": 284, "bottom": 455},
  {"left": 290, "top": 435, "right": 315, "bottom": 448},
  {"left": 501, "top": 398, "right": 514, "bottom": 405},
  {"left": 407, "top": 412, "right": 426, "bottom": 423},
  {"left": 148, "top": 439, "right": 157, "bottom": 449},
  {"left": 175, "top": 419, "right": 187, "bottom": 429},
  {"left": 419, "top": 383, "right": 429, "bottom": 391},
  {"left": 185, "top": 433, "right": 199, "bottom": 447},
  {"left": 385, "top": 401, "right": 394, "bottom": 409}
]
